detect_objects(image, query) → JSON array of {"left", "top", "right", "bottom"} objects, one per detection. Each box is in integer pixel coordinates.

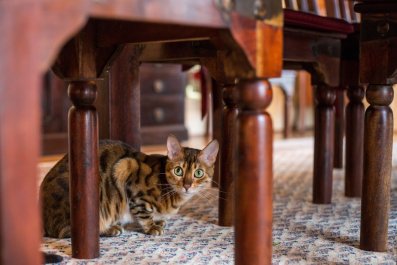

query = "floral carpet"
[{"left": 41, "top": 138, "right": 397, "bottom": 264}]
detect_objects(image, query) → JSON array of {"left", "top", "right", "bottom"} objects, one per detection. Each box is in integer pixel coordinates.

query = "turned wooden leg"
[
  {"left": 345, "top": 86, "right": 364, "bottom": 197},
  {"left": 219, "top": 84, "right": 238, "bottom": 227},
  {"left": 334, "top": 89, "right": 345, "bottom": 168},
  {"left": 235, "top": 79, "right": 273, "bottom": 265},
  {"left": 282, "top": 90, "right": 292, "bottom": 138},
  {"left": 360, "top": 84, "right": 393, "bottom": 252},
  {"left": 313, "top": 84, "right": 336, "bottom": 204},
  {"left": 0, "top": 65, "right": 42, "bottom": 265},
  {"left": 68, "top": 81, "right": 100, "bottom": 259},
  {"left": 212, "top": 79, "right": 223, "bottom": 188}
]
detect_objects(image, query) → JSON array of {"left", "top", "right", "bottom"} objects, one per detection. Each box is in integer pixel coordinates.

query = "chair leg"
[
  {"left": 218, "top": 84, "right": 238, "bottom": 227},
  {"left": 313, "top": 84, "right": 336, "bottom": 204},
  {"left": 283, "top": 90, "right": 292, "bottom": 138},
  {"left": 334, "top": 88, "right": 345, "bottom": 168},
  {"left": 345, "top": 85, "right": 364, "bottom": 197},
  {"left": 68, "top": 81, "right": 100, "bottom": 259},
  {"left": 235, "top": 79, "right": 273, "bottom": 265},
  {"left": 360, "top": 84, "right": 393, "bottom": 252}
]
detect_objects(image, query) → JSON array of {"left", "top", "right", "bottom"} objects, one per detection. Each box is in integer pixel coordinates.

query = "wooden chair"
[
  {"left": 283, "top": 0, "right": 364, "bottom": 199},
  {"left": 218, "top": 0, "right": 363, "bottom": 230},
  {"left": 353, "top": 0, "right": 396, "bottom": 253}
]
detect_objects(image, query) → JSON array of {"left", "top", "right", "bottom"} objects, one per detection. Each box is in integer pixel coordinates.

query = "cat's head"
[{"left": 165, "top": 135, "right": 219, "bottom": 195}]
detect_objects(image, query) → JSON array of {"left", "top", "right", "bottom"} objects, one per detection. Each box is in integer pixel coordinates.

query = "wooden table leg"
[
  {"left": 360, "top": 84, "right": 393, "bottom": 252},
  {"left": 345, "top": 85, "right": 364, "bottom": 197},
  {"left": 334, "top": 88, "right": 345, "bottom": 169},
  {"left": 235, "top": 79, "right": 273, "bottom": 265},
  {"left": 68, "top": 81, "right": 100, "bottom": 259},
  {"left": 212, "top": 79, "right": 223, "bottom": 188},
  {"left": 0, "top": 55, "right": 42, "bottom": 265},
  {"left": 97, "top": 46, "right": 141, "bottom": 151},
  {"left": 219, "top": 84, "right": 238, "bottom": 227},
  {"left": 313, "top": 84, "right": 336, "bottom": 204}
]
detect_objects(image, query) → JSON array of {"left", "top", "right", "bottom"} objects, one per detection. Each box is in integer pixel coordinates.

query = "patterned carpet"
[{"left": 41, "top": 138, "right": 397, "bottom": 264}]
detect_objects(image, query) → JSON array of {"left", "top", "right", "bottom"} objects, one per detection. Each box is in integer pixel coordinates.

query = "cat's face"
[{"left": 165, "top": 136, "right": 219, "bottom": 195}]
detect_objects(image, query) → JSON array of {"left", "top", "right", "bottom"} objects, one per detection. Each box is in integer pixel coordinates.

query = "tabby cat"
[{"left": 40, "top": 135, "right": 219, "bottom": 238}]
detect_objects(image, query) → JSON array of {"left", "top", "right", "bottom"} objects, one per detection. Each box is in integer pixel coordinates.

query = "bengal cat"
[{"left": 40, "top": 135, "right": 219, "bottom": 238}]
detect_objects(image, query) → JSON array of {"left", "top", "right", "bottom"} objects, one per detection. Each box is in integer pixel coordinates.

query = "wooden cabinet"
[
  {"left": 140, "top": 64, "right": 188, "bottom": 145},
  {"left": 41, "top": 64, "right": 188, "bottom": 155}
]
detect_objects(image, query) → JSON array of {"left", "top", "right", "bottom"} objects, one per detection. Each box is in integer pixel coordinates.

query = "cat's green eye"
[
  {"left": 174, "top": 166, "right": 183, "bottom": 176},
  {"left": 194, "top": 169, "right": 205, "bottom": 178}
]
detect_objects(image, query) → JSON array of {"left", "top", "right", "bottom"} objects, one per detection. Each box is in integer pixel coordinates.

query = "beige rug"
[{"left": 40, "top": 138, "right": 397, "bottom": 264}]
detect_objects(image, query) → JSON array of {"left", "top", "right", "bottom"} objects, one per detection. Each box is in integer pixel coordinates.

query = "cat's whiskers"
[
  {"left": 160, "top": 189, "right": 176, "bottom": 199},
  {"left": 210, "top": 179, "right": 222, "bottom": 187},
  {"left": 196, "top": 192, "right": 225, "bottom": 204},
  {"left": 199, "top": 183, "right": 227, "bottom": 194},
  {"left": 198, "top": 188, "right": 227, "bottom": 201},
  {"left": 195, "top": 189, "right": 219, "bottom": 201}
]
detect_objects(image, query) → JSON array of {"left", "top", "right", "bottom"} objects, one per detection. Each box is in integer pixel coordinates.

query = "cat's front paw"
[
  {"left": 123, "top": 222, "right": 139, "bottom": 232},
  {"left": 155, "top": 220, "right": 166, "bottom": 228},
  {"left": 102, "top": 225, "right": 124, "bottom": 237},
  {"left": 146, "top": 224, "right": 164, "bottom": 235}
]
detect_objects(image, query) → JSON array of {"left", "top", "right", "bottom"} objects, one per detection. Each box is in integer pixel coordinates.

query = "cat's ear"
[
  {"left": 167, "top": 135, "right": 183, "bottom": 161},
  {"left": 198, "top": 139, "right": 219, "bottom": 166}
]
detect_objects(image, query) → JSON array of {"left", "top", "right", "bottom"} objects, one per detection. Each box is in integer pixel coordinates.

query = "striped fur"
[{"left": 40, "top": 136, "right": 219, "bottom": 238}]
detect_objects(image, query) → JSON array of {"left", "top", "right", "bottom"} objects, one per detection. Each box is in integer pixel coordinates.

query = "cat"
[{"left": 40, "top": 135, "right": 219, "bottom": 238}]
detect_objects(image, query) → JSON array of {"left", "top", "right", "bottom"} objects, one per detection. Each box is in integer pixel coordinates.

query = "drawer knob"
[
  {"left": 153, "top": 108, "right": 165, "bottom": 122},
  {"left": 153, "top": 80, "right": 165, "bottom": 93}
]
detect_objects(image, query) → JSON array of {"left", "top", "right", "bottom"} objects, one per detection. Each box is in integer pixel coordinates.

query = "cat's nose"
[{"left": 183, "top": 184, "right": 191, "bottom": 192}]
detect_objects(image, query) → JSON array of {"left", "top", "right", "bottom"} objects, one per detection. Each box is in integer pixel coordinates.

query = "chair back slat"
[
  {"left": 325, "top": 0, "right": 341, "bottom": 19},
  {"left": 348, "top": 1, "right": 360, "bottom": 22},
  {"left": 285, "top": 0, "right": 299, "bottom": 10},
  {"left": 309, "top": 0, "right": 320, "bottom": 15},
  {"left": 339, "top": 0, "right": 351, "bottom": 22},
  {"left": 283, "top": 0, "right": 360, "bottom": 23},
  {"left": 298, "top": 0, "right": 310, "bottom": 12}
]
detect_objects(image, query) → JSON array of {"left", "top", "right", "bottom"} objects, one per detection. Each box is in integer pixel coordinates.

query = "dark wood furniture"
[
  {"left": 1, "top": 1, "right": 394, "bottom": 264},
  {"left": 218, "top": 1, "right": 361, "bottom": 229},
  {"left": 41, "top": 64, "right": 188, "bottom": 155},
  {"left": 140, "top": 64, "right": 188, "bottom": 145},
  {"left": 354, "top": 0, "right": 396, "bottom": 253},
  {"left": 0, "top": 1, "right": 282, "bottom": 264},
  {"left": 284, "top": 0, "right": 362, "bottom": 203}
]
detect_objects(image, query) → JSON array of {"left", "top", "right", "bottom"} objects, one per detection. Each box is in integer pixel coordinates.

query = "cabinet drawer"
[
  {"left": 141, "top": 95, "right": 185, "bottom": 126},
  {"left": 140, "top": 68, "right": 186, "bottom": 95}
]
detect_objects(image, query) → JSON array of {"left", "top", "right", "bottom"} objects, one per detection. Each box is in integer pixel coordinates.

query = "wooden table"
[{"left": 0, "top": 1, "right": 282, "bottom": 264}]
